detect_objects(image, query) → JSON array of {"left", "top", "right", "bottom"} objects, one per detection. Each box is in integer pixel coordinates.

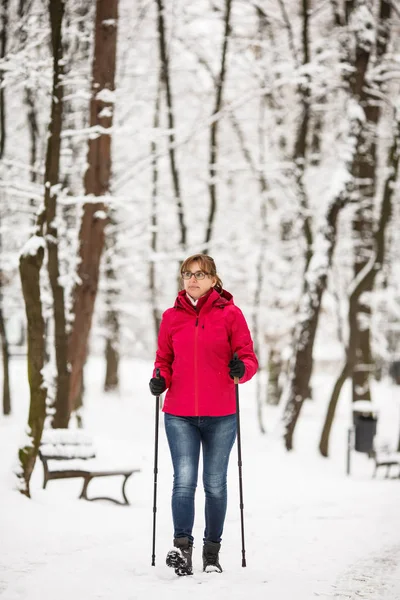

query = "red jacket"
[{"left": 153, "top": 288, "right": 258, "bottom": 416}]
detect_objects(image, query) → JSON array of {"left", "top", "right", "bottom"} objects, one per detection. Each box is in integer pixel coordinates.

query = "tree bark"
[
  {"left": 204, "top": 0, "right": 232, "bottom": 250},
  {"left": 0, "top": 0, "right": 10, "bottom": 416},
  {"left": 294, "top": 0, "right": 313, "bottom": 274},
  {"left": 0, "top": 0, "right": 7, "bottom": 158},
  {"left": 149, "top": 75, "right": 162, "bottom": 343},
  {"left": 103, "top": 216, "right": 119, "bottom": 393},
  {"left": 319, "top": 108, "right": 400, "bottom": 457},
  {"left": 104, "top": 334, "right": 119, "bottom": 392},
  {"left": 330, "top": 0, "right": 344, "bottom": 26},
  {"left": 0, "top": 296, "right": 11, "bottom": 415},
  {"left": 267, "top": 347, "right": 283, "bottom": 406},
  {"left": 349, "top": 0, "right": 391, "bottom": 404},
  {"left": 17, "top": 0, "right": 47, "bottom": 490},
  {"left": 68, "top": 0, "right": 119, "bottom": 415},
  {"left": 18, "top": 0, "right": 39, "bottom": 215},
  {"left": 155, "top": 0, "right": 186, "bottom": 254},
  {"left": 281, "top": 0, "right": 357, "bottom": 450},
  {"left": 17, "top": 235, "right": 47, "bottom": 497},
  {"left": 0, "top": 196, "right": 10, "bottom": 420},
  {"left": 25, "top": 88, "right": 39, "bottom": 214},
  {"left": 283, "top": 0, "right": 393, "bottom": 451},
  {"left": 282, "top": 195, "right": 351, "bottom": 450},
  {"left": 319, "top": 0, "right": 394, "bottom": 456},
  {"left": 45, "top": 0, "right": 70, "bottom": 428}
]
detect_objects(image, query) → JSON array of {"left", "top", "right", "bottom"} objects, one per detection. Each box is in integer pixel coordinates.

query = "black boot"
[
  {"left": 166, "top": 537, "right": 193, "bottom": 576},
  {"left": 202, "top": 541, "right": 222, "bottom": 573}
]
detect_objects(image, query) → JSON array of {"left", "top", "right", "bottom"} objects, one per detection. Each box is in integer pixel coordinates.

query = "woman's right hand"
[{"left": 149, "top": 376, "right": 166, "bottom": 396}]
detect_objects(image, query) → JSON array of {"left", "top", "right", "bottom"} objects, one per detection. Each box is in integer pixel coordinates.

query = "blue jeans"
[{"left": 164, "top": 413, "right": 237, "bottom": 544}]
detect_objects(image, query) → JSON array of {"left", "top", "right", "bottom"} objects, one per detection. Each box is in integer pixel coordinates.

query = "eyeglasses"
[{"left": 181, "top": 271, "right": 209, "bottom": 280}]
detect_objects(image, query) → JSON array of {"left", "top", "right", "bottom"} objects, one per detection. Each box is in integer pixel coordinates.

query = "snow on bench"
[
  {"left": 372, "top": 438, "right": 400, "bottom": 479},
  {"left": 39, "top": 428, "right": 141, "bottom": 505}
]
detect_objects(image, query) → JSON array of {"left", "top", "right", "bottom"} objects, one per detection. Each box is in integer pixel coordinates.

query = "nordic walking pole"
[
  {"left": 151, "top": 368, "right": 161, "bottom": 566},
  {"left": 233, "top": 352, "right": 246, "bottom": 567}
]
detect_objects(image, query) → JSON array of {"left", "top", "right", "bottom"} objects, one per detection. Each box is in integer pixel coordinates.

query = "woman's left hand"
[{"left": 228, "top": 357, "right": 245, "bottom": 379}]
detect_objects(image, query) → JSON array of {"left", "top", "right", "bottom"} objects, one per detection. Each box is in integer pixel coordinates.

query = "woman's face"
[{"left": 182, "top": 260, "right": 216, "bottom": 300}]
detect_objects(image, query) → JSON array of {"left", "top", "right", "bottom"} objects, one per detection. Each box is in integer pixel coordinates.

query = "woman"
[{"left": 149, "top": 254, "right": 258, "bottom": 576}]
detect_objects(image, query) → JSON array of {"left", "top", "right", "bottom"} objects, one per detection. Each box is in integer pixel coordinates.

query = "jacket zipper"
[{"left": 194, "top": 317, "right": 199, "bottom": 416}]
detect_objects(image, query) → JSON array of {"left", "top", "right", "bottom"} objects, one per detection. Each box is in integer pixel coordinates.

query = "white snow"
[
  {"left": 95, "top": 89, "right": 116, "bottom": 104},
  {"left": 20, "top": 235, "right": 45, "bottom": 258},
  {"left": 352, "top": 400, "right": 380, "bottom": 415},
  {"left": 1, "top": 357, "right": 400, "bottom": 600},
  {"left": 41, "top": 429, "right": 93, "bottom": 445},
  {"left": 93, "top": 210, "right": 108, "bottom": 220},
  {"left": 98, "top": 107, "right": 113, "bottom": 119}
]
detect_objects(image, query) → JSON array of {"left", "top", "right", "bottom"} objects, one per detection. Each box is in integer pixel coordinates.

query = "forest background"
[{"left": 0, "top": 0, "right": 400, "bottom": 496}]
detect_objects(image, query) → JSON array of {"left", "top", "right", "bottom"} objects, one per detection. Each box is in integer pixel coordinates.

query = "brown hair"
[{"left": 180, "top": 254, "right": 223, "bottom": 293}]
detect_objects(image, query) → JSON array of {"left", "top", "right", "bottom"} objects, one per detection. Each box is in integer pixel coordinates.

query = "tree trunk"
[
  {"left": 25, "top": 87, "right": 39, "bottom": 214},
  {"left": 155, "top": 0, "right": 186, "bottom": 255},
  {"left": 16, "top": 0, "right": 48, "bottom": 484},
  {"left": 17, "top": 235, "right": 47, "bottom": 497},
  {"left": 294, "top": 0, "right": 313, "bottom": 275},
  {"left": 0, "top": 301, "right": 10, "bottom": 415},
  {"left": 44, "top": 0, "right": 70, "bottom": 429},
  {"left": 330, "top": 0, "right": 344, "bottom": 26},
  {"left": 104, "top": 335, "right": 119, "bottom": 392},
  {"left": 18, "top": 0, "right": 39, "bottom": 215},
  {"left": 267, "top": 347, "right": 283, "bottom": 406},
  {"left": 68, "top": 0, "right": 119, "bottom": 415},
  {"left": 75, "top": 371, "right": 84, "bottom": 429},
  {"left": 349, "top": 0, "right": 392, "bottom": 404},
  {"left": 0, "top": 251, "right": 10, "bottom": 425},
  {"left": 280, "top": 0, "right": 366, "bottom": 450},
  {"left": 319, "top": 107, "right": 400, "bottom": 457},
  {"left": 0, "top": 0, "right": 7, "bottom": 158},
  {"left": 251, "top": 12, "right": 271, "bottom": 433},
  {"left": 282, "top": 196, "right": 351, "bottom": 450},
  {"left": 204, "top": 0, "right": 232, "bottom": 250},
  {"left": 149, "top": 76, "right": 162, "bottom": 343},
  {"left": 0, "top": 0, "right": 11, "bottom": 416},
  {"left": 283, "top": 0, "right": 393, "bottom": 452},
  {"left": 103, "top": 216, "right": 119, "bottom": 393}
]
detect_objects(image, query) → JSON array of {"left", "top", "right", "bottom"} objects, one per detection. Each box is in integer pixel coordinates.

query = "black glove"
[
  {"left": 228, "top": 357, "right": 245, "bottom": 379},
  {"left": 149, "top": 376, "right": 166, "bottom": 396}
]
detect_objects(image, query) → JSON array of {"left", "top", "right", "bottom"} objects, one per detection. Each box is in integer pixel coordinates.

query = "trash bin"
[
  {"left": 352, "top": 401, "right": 379, "bottom": 453},
  {"left": 389, "top": 360, "right": 400, "bottom": 385}
]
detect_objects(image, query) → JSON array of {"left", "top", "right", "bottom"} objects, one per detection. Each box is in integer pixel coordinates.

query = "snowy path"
[
  {"left": 2, "top": 484, "right": 400, "bottom": 600},
  {"left": 333, "top": 544, "right": 400, "bottom": 599},
  {"left": 2, "top": 358, "right": 400, "bottom": 599}
]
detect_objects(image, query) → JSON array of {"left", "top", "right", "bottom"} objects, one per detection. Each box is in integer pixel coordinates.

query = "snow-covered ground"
[{"left": 1, "top": 356, "right": 400, "bottom": 600}]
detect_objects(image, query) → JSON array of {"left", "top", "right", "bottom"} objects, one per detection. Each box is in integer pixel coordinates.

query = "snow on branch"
[
  {"left": 20, "top": 235, "right": 46, "bottom": 258},
  {"left": 95, "top": 88, "right": 115, "bottom": 103},
  {"left": 349, "top": 4, "right": 375, "bottom": 52}
]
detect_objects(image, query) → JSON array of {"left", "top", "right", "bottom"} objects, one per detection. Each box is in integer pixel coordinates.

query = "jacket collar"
[{"left": 174, "top": 288, "right": 233, "bottom": 314}]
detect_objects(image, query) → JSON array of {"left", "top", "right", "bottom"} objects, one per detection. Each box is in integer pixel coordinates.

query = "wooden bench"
[
  {"left": 372, "top": 451, "right": 400, "bottom": 479},
  {"left": 39, "top": 429, "right": 141, "bottom": 506}
]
